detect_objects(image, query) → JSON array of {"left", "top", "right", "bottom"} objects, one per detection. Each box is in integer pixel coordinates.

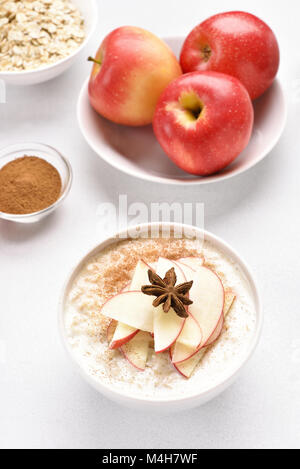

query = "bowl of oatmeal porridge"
[
  {"left": 0, "top": 0, "right": 98, "bottom": 85},
  {"left": 59, "top": 223, "right": 262, "bottom": 412}
]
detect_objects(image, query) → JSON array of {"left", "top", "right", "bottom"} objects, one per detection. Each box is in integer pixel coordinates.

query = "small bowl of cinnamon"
[{"left": 0, "top": 143, "right": 73, "bottom": 223}]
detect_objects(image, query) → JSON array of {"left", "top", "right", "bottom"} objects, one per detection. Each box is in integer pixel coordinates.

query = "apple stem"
[
  {"left": 201, "top": 45, "right": 211, "bottom": 62},
  {"left": 87, "top": 56, "right": 102, "bottom": 66}
]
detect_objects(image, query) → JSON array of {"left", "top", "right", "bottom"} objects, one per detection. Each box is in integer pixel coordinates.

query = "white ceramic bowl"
[
  {"left": 59, "top": 222, "right": 262, "bottom": 412},
  {"left": 0, "top": 0, "right": 98, "bottom": 86},
  {"left": 77, "top": 36, "right": 287, "bottom": 186}
]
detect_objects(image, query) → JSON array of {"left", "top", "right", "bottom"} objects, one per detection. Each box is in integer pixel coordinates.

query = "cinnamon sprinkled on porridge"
[{"left": 64, "top": 237, "right": 256, "bottom": 399}]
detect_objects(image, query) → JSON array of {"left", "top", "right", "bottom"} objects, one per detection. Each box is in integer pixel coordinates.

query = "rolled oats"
[{"left": 0, "top": 0, "right": 85, "bottom": 71}]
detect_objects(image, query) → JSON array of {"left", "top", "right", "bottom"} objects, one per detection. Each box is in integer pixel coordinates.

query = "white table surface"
[{"left": 1, "top": 0, "right": 299, "bottom": 450}]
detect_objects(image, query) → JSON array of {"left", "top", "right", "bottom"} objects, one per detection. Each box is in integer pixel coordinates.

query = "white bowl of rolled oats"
[{"left": 0, "top": 0, "right": 98, "bottom": 85}]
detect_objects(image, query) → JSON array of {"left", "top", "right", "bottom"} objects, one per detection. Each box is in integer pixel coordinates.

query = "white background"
[{"left": 1, "top": 0, "right": 299, "bottom": 449}]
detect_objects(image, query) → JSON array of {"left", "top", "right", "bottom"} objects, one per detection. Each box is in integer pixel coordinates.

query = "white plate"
[
  {"left": 0, "top": 0, "right": 98, "bottom": 85},
  {"left": 59, "top": 222, "right": 262, "bottom": 412},
  {"left": 77, "top": 36, "right": 287, "bottom": 186}
]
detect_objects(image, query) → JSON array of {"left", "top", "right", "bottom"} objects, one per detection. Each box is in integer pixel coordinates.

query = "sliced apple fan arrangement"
[{"left": 101, "top": 257, "right": 236, "bottom": 379}]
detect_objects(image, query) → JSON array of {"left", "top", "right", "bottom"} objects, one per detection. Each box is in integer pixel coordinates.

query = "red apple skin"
[
  {"left": 155, "top": 319, "right": 185, "bottom": 355},
  {"left": 203, "top": 314, "right": 224, "bottom": 348},
  {"left": 169, "top": 348, "right": 189, "bottom": 379},
  {"left": 153, "top": 71, "right": 254, "bottom": 176},
  {"left": 106, "top": 320, "right": 117, "bottom": 344},
  {"left": 120, "top": 348, "right": 145, "bottom": 372},
  {"left": 180, "top": 11, "right": 279, "bottom": 100},
  {"left": 109, "top": 329, "right": 139, "bottom": 350},
  {"left": 88, "top": 26, "right": 182, "bottom": 126}
]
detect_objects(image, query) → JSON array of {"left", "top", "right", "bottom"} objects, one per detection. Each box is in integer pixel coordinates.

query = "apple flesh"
[
  {"left": 109, "top": 261, "right": 151, "bottom": 348},
  {"left": 153, "top": 305, "right": 185, "bottom": 354},
  {"left": 130, "top": 259, "right": 153, "bottom": 290},
  {"left": 205, "top": 290, "right": 236, "bottom": 347},
  {"left": 88, "top": 26, "right": 182, "bottom": 126},
  {"left": 188, "top": 266, "right": 225, "bottom": 348},
  {"left": 172, "top": 264, "right": 225, "bottom": 363},
  {"left": 153, "top": 258, "right": 186, "bottom": 353},
  {"left": 172, "top": 290, "right": 236, "bottom": 378},
  {"left": 121, "top": 331, "right": 151, "bottom": 371},
  {"left": 180, "top": 11, "right": 279, "bottom": 100},
  {"left": 106, "top": 320, "right": 151, "bottom": 372},
  {"left": 171, "top": 261, "right": 202, "bottom": 363},
  {"left": 170, "top": 346, "right": 205, "bottom": 379},
  {"left": 204, "top": 315, "right": 224, "bottom": 348},
  {"left": 156, "top": 257, "right": 186, "bottom": 284},
  {"left": 101, "top": 291, "right": 154, "bottom": 332},
  {"left": 102, "top": 259, "right": 154, "bottom": 336},
  {"left": 109, "top": 322, "right": 139, "bottom": 350},
  {"left": 107, "top": 320, "right": 117, "bottom": 343},
  {"left": 153, "top": 71, "right": 254, "bottom": 176},
  {"left": 176, "top": 258, "right": 226, "bottom": 350},
  {"left": 171, "top": 315, "right": 202, "bottom": 363}
]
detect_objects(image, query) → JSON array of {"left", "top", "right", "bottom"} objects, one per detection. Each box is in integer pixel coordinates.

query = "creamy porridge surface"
[{"left": 64, "top": 237, "right": 257, "bottom": 399}]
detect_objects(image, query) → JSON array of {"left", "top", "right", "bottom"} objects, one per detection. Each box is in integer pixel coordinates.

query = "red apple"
[
  {"left": 88, "top": 26, "right": 182, "bottom": 126},
  {"left": 153, "top": 71, "right": 254, "bottom": 176},
  {"left": 180, "top": 11, "right": 280, "bottom": 100}
]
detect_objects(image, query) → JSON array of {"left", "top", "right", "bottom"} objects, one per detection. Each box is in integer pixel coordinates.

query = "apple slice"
[
  {"left": 204, "top": 290, "right": 236, "bottom": 347},
  {"left": 177, "top": 256, "right": 204, "bottom": 271},
  {"left": 156, "top": 257, "right": 186, "bottom": 283},
  {"left": 130, "top": 259, "right": 152, "bottom": 290},
  {"left": 170, "top": 261, "right": 202, "bottom": 362},
  {"left": 121, "top": 283, "right": 130, "bottom": 293},
  {"left": 173, "top": 259, "right": 194, "bottom": 280},
  {"left": 189, "top": 266, "right": 225, "bottom": 348},
  {"left": 172, "top": 287, "right": 234, "bottom": 363},
  {"left": 171, "top": 315, "right": 202, "bottom": 363},
  {"left": 153, "top": 258, "right": 186, "bottom": 353},
  {"left": 172, "top": 290, "right": 234, "bottom": 363},
  {"left": 120, "top": 331, "right": 151, "bottom": 371},
  {"left": 107, "top": 320, "right": 117, "bottom": 343},
  {"left": 170, "top": 261, "right": 202, "bottom": 363},
  {"left": 175, "top": 314, "right": 202, "bottom": 348},
  {"left": 206, "top": 289, "right": 236, "bottom": 345},
  {"left": 101, "top": 259, "right": 156, "bottom": 332},
  {"left": 101, "top": 291, "right": 154, "bottom": 332},
  {"left": 153, "top": 305, "right": 186, "bottom": 353},
  {"left": 109, "top": 260, "right": 153, "bottom": 348},
  {"left": 109, "top": 322, "right": 139, "bottom": 349},
  {"left": 173, "top": 290, "right": 236, "bottom": 378},
  {"left": 204, "top": 315, "right": 224, "bottom": 348},
  {"left": 172, "top": 265, "right": 224, "bottom": 363},
  {"left": 170, "top": 346, "right": 205, "bottom": 379}
]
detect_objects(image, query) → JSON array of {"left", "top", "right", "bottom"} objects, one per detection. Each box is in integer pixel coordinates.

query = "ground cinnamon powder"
[{"left": 0, "top": 156, "right": 62, "bottom": 215}]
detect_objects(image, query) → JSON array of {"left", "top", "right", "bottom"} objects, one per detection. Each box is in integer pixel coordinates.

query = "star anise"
[{"left": 141, "top": 268, "right": 193, "bottom": 318}]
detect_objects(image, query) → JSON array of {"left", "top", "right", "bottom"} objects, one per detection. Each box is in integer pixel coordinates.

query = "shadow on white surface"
[
  {"left": 0, "top": 211, "right": 61, "bottom": 243},
  {"left": 43, "top": 362, "right": 262, "bottom": 449}
]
